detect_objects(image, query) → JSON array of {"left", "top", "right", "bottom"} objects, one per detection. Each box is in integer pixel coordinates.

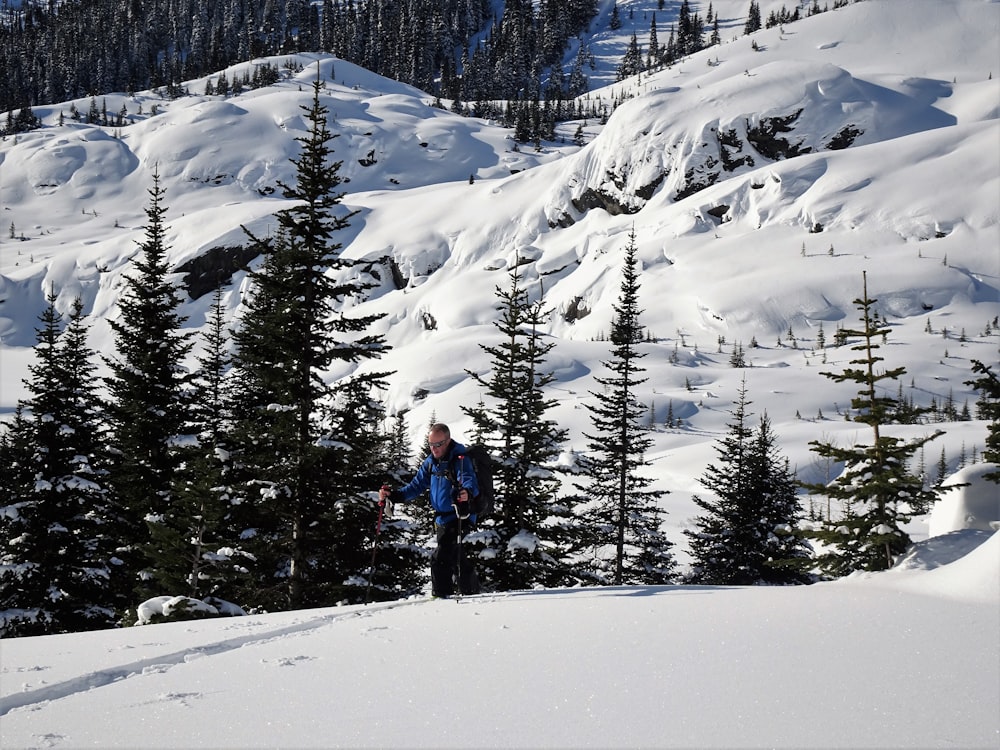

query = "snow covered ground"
[{"left": 1, "top": 502, "right": 997, "bottom": 749}]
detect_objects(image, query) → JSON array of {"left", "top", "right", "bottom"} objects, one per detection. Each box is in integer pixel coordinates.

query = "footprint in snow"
[{"left": 264, "top": 655, "right": 317, "bottom": 667}]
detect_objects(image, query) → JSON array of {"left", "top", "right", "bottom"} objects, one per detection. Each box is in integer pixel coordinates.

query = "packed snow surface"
[{"left": 1, "top": 529, "right": 998, "bottom": 749}]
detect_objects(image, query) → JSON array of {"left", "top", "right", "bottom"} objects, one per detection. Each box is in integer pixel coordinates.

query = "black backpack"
[{"left": 453, "top": 444, "right": 496, "bottom": 519}]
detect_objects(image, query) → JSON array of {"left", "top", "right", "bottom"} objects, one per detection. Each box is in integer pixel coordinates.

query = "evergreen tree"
[
  {"left": 371, "top": 409, "right": 430, "bottom": 597},
  {"left": 567, "top": 42, "right": 590, "bottom": 97},
  {"left": 229, "top": 75, "right": 389, "bottom": 610},
  {"left": 463, "top": 266, "right": 572, "bottom": 590},
  {"left": 0, "top": 407, "right": 33, "bottom": 513},
  {"left": 749, "top": 414, "right": 813, "bottom": 580},
  {"left": 156, "top": 289, "right": 251, "bottom": 601},
  {"left": 616, "top": 32, "right": 643, "bottom": 81},
  {"left": 0, "top": 297, "right": 125, "bottom": 635},
  {"left": 609, "top": 3, "right": 622, "bottom": 30},
  {"left": 383, "top": 411, "right": 416, "bottom": 482},
  {"left": 313, "top": 378, "right": 427, "bottom": 603},
  {"left": 676, "top": 0, "right": 703, "bottom": 56},
  {"left": 577, "top": 230, "right": 675, "bottom": 585},
  {"left": 646, "top": 15, "right": 659, "bottom": 70},
  {"left": 685, "top": 380, "right": 811, "bottom": 585},
  {"left": 103, "top": 171, "right": 194, "bottom": 604},
  {"left": 744, "top": 1, "right": 762, "bottom": 34},
  {"left": 800, "top": 272, "right": 944, "bottom": 576},
  {"left": 966, "top": 360, "right": 1000, "bottom": 482}
]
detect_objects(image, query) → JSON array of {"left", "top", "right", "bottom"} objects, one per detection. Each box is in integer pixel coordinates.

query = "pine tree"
[
  {"left": 312, "top": 379, "right": 426, "bottom": 603},
  {"left": 749, "top": 414, "right": 813, "bottom": 580},
  {"left": 463, "top": 266, "right": 572, "bottom": 590},
  {"left": 646, "top": 15, "right": 659, "bottom": 69},
  {"left": 744, "top": 0, "right": 762, "bottom": 35},
  {"left": 609, "top": 3, "right": 622, "bottom": 30},
  {"left": 229, "top": 75, "right": 389, "bottom": 610},
  {"left": 103, "top": 171, "right": 194, "bottom": 604},
  {"left": 383, "top": 411, "right": 415, "bottom": 482},
  {"left": 0, "top": 407, "right": 33, "bottom": 511},
  {"left": 800, "top": 272, "right": 944, "bottom": 576},
  {"left": 577, "top": 229, "right": 675, "bottom": 585},
  {"left": 676, "top": 0, "right": 703, "bottom": 56},
  {"left": 685, "top": 380, "right": 811, "bottom": 585},
  {"left": 155, "top": 289, "right": 251, "bottom": 601},
  {"left": 0, "top": 297, "right": 125, "bottom": 635},
  {"left": 616, "top": 32, "right": 643, "bottom": 81},
  {"left": 965, "top": 360, "right": 1000, "bottom": 482}
]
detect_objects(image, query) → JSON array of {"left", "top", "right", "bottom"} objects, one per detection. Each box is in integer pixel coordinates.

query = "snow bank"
[{"left": 928, "top": 464, "right": 1000, "bottom": 536}]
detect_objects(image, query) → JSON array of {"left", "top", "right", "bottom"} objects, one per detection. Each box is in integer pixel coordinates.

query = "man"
[{"left": 380, "top": 423, "right": 481, "bottom": 597}]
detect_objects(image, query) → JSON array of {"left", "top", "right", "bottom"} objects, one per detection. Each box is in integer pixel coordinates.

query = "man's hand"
[
  {"left": 454, "top": 488, "right": 471, "bottom": 519},
  {"left": 379, "top": 485, "right": 392, "bottom": 502}
]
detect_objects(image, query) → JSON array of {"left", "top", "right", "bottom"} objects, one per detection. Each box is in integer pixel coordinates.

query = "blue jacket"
[{"left": 394, "top": 440, "right": 479, "bottom": 525}]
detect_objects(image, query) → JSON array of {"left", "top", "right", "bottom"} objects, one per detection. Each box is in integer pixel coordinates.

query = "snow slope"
[{"left": 1, "top": 528, "right": 997, "bottom": 749}]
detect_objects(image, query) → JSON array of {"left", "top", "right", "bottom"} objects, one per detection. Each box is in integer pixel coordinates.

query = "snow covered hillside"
[{"left": 1, "top": 0, "right": 998, "bottom": 553}]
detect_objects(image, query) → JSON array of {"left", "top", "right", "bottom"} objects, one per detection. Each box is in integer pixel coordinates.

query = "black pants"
[{"left": 431, "top": 520, "right": 480, "bottom": 597}]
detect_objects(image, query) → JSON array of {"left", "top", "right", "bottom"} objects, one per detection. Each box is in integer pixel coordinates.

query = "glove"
[{"left": 454, "top": 489, "right": 470, "bottom": 519}]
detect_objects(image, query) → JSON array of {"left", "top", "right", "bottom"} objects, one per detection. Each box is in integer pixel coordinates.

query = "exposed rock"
[
  {"left": 717, "top": 127, "right": 756, "bottom": 172},
  {"left": 635, "top": 172, "right": 667, "bottom": 201},
  {"left": 177, "top": 244, "right": 261, "bottom": 300},
  {"left": 746, "top": 109, "right": 811, "bottom": 160},
  {"left": 675, "top": 165, "right": 720, "bottom": 201},
  {"left": 571, "top": 187, "right": 638, "bottom": 216},
  {"left": 707, "top": 204, "right": 731, "bottom": 221},
  {"left": 549, "top": 211, "right": 577, "bottom": 229},
  {"left": 827, "top": 124, "right": 863, "bottom": 150},
  {"left": 563, "top": 295, "right": 591, "bottom": 323},
  {"left": 373, "top": 255, "right": 407, "bottom": 289}
]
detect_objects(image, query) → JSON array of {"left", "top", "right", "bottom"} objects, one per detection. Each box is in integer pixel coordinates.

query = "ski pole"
[
  {"left": 453, "top": 488, "right": 470, "bottom": 601},
  {"left": 365, "top": 487, "right": 390, "bottom": 605},
  {"left": 453, "top": 505, "right": 463, "bottom": 602}
]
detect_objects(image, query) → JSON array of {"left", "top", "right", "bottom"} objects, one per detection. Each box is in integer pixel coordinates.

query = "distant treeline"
[{"left": 0, "top": 0, "right": 856, "bottom": 123}]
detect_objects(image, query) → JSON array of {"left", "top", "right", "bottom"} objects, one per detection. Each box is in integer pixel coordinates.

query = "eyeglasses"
[{"left": 428, "top": 438, "right": 447, "bottom": 448}]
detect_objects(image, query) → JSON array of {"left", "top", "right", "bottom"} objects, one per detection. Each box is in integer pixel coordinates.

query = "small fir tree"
[
  {"left": 463, "top": 266, "right": 572, "bottom": 590},
  {"left": 685, "top": 380, "right": 811, "bottom": 585},
  {"left": 965, "top": 360, "right": 1000, "bottom": 482},
  {"left": 800, "top": 272, "right": 944, "bottom": 576},
  {"left": 577, "top": 230, "right": 675, "bottom": 585}
]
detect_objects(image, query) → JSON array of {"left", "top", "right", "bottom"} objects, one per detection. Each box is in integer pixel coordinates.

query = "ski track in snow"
[{"left": 0, "top": 595, "right": 445, "bottom": 717}]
